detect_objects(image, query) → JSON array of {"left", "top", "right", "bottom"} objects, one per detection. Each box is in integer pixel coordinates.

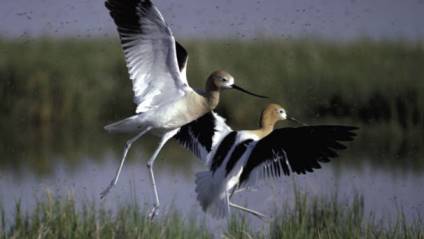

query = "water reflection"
[{"left": 0, "top": 125, "right": 423, "bottom": 227}]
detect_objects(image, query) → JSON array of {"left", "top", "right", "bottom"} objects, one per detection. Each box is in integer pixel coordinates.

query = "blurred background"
[{"left": 0, "top": 0, "right": 423, "bottom": 228}]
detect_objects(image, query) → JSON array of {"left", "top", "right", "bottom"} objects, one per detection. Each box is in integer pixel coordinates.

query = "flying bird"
[
  {"left": 184, "top": 104, "right": 357, "bottom": 219},
  {"left": 102, "top": 0, "right": 267, "bottom": 219}
]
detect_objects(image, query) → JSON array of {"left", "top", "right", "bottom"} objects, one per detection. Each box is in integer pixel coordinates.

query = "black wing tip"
[
  {"left": 175, "top": 41, "right": 188, "bottom": 71},
  {"left": 321, "top": 125, "right": 359, "bottom": 132},
  {"left": 105, "top": 0, "right": 157, "bottom": 40},
  {"left": 140, "top": 0, "right": 153, "bottom": 8},
  {"left": 105, "top": 0, "right": 152, "bottom": 12},
  {"left": 240, "top": 124, "right": 359, "bottom": 185},
  {"left": 317, "top": 125, "right": 359, "bottom": 141},
  {"left": 339, "top": 125, "right": 359, "bottom": 135}
]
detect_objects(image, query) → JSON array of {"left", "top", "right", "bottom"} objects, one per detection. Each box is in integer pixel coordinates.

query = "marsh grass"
[
  {"left": 1, "top": 38, "right": 423, "bottom": 170},
  {"left": 271, "top": 192, "right": 424, "bottom": 238},
  {"left": 1, "top": 191, "right": 422, "bottom": 239},
  {"left": 1, "top": 37, "right": 423, "bottom": 132},
  {"left": 1, "top": 38, "right": 423, "bottom": 129},
  {"left": 0, "top": 192, "right": 211, "bottom": 239},
  {"left": 224, "top": 191, "right": 424, "bottom": 239},
  {"left": 1, "top": 38, "right": 423, "bottom": 238}
]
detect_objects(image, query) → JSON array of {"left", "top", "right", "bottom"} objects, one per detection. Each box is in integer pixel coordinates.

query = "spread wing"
[
  {"left": 239, "top": 125, "right": 358, "bottom": 186},
  {"left": 105, "top": 0, "right": 191, "bottom": 113},
  {"left": 174, "top": 112, "right": 232, "bottom": 164}
]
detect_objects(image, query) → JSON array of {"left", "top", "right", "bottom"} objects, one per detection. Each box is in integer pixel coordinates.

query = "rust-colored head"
[
  {"left": 249, "top": 103, "right": 288, "bottom": 139},
  {"left": 259, "top": 103, "right": 287, "bottom": 128}
]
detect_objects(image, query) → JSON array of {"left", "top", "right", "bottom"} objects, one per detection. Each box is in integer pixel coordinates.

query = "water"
[{"left": 0, "top": 130, "right": 423, "bottom": 230}]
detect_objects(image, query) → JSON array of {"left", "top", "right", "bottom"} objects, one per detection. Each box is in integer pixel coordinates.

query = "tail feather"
[
  {"left": 195, "top": 171, "right": 229, "bottom": 219},
  {"left": 104, "top": 115, "right": 141, "bottom": 133}
]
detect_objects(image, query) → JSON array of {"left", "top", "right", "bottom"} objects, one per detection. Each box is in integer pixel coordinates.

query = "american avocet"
[
  {"left": 101, "top": 0, "right": 267, "bottom": 218},
  {"left": 190, "top": 104, "right": 357, "bottom": 219}
]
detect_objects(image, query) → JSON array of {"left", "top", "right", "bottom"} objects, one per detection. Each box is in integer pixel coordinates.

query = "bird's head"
[
  {"left": 206, "top": 70, "right": 268, "bottom": 98},
  {"left": 261, "top": 103, "right": 287, "bottom": 125},
  {"left": 207, "top": 70, "right": 234, "bottom": 89},
  {"left": 260, "top": 103, "right": 307, "bottom": 128}
]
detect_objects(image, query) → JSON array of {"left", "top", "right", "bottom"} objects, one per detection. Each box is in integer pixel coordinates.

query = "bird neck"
[
  {"left": 205, "top": 90, "right": 220, "bottom": 110},
  {"left": 204, "top": 82, "right": 220, "bottom": 110},
  {"left": 246, "top": 116, "right": 277, "bottom": 139},
  {"left": 256, "top": 113, "right": 278, "bottom": 137}
]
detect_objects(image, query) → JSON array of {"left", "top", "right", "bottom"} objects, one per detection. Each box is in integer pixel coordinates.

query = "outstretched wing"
[
  {"left": 239, "top": 125, "right": 358, "bottom": 186},
  {"left": 105, "top": 0, "right": 191, "bottom": 113},
  {"left": 174, "top": 112, "right": 232, "bottom": 164}
]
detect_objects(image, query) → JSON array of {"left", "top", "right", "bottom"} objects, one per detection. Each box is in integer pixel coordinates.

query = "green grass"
[
  {"left": 1, "top": 191, "right": 422, "bottom": 239},
  {"left": 1, "top": 38, "right": 422, "bottom": 238},
  {"left": 185, "top": 39, "right": 424, "bottom": 131},
  {"left": 224, "top": 192, "right": 423, "bottom": 239},
  {"left": 0, "top": 192, "right": 211, "bottom": 239},
  {"left": 268, "top": 193, "right": 414, "bottom": 239},
  {"left": 0, "top": 38, "right": 424, "bottom": 170},
  {"left": 1, "top": 37, "right": 424, "bottom": 169},
  {"left": 1, "top": 38, "right": 423, "bottom": 129}
]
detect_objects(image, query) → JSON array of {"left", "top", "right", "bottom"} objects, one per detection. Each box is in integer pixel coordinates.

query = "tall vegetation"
[
  {"left": 1, "top": 191, "right": 422, "bottom": 238},
  {"left": 1, "top": 38, "right": 423, "bottom": 169},
  {"left": 1, "top": 38, "right": 423, "bottom": 129}
]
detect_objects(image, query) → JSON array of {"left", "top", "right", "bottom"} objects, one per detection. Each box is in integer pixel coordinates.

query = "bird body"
[
  {"left": 195, "top": 130, "right": 257, "bottom": 217},
  {"left": 194, "top": 104, "right": 285, "bottom": 218},
  {"left": 101, "top": 0, "right": 266, "bottom": 219},
  {"left": 105, "top": 90, "right": 211, "bottom": 136},
  {"left": 100, "top": 0, "right": 355, "bottom": 221},
  {"left": 190, "top": 104, "right": 357, "bottom": 219}
]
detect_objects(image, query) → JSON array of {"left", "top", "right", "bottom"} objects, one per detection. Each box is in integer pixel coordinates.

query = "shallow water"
[{"left": 0, "top": 134, "right": 423, "bottom": 231}]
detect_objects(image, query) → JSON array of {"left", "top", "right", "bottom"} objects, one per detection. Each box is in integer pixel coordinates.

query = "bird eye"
[
  {"left": 279, "top": 110, "right": 284, "bottom": 114},
  {"left": 222, "top": 78, "right": 228, "bottom": 82}
]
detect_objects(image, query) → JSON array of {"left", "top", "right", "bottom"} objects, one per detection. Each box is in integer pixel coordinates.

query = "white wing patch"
[
  {"left": 205, "top": 112, "right": 233, "bottom": 166},
  {"left": 211, "top": 112, "right": 232, "bottom": 148},
  {"left": 108, "top": 0, "right": 191, "bottom": 113}
]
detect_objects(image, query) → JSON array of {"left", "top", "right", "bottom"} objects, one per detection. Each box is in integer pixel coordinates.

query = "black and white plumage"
[
  {"left": 192, "top": 104, "right": 358, "bottom": 219},
  {"left": 174, "top": 111, "right": 232, "bottom": 162},
  {"left": 102, "top": 0, "right": 267, "bottom": 220},
  {"left": 239, "top": 125, "right": 357, "bottom": 186}
]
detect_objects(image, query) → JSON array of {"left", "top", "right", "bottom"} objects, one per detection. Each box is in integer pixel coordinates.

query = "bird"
[
  {"left": 185, "top": 103, "right": 358, "bottom": 219},
  {"left": 101, "top": 0, "right": 267, "bottom": 219}
]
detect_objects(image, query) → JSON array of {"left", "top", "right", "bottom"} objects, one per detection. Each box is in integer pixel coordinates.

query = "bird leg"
[
  {"left": 146, "top": 128, "right": 179, "bottom": 220},
  {"left": 229, "top": 186, "right": 238, "bottom": 198},
  {"left": 100, "top": 127, "right": 152, "bottom": 199},
  {"left": 226, "top": 190, "right": 232, "bottom": 218},
  {"left": 229, "top": 201, "right": 269, "bottom": 221}
]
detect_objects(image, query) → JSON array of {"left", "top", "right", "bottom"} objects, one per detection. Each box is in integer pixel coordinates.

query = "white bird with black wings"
[
  {"left": 102, "top": 0, "right": 267, "bottom": 219},
  {"left": 176, "top": 104, "right": 358, "bottom": 219}
]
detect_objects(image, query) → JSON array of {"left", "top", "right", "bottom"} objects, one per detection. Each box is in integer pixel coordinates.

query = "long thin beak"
[
  {"left": 231, "top": 84, "right": 268, "bottom": 98},
  {"left": 288, "top": 116, "right": 308, "bottom": 126}
]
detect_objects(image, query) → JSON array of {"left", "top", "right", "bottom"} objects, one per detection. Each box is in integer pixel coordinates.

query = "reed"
[
  {"left": 1, "top": 38, "right": 423, "bottom": 129},
  {"left": 1, "top": 190, "right": 422, "bottom": 238},
  {"left": 1, "top": 37, "right": 423, "bottom": 170}
]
